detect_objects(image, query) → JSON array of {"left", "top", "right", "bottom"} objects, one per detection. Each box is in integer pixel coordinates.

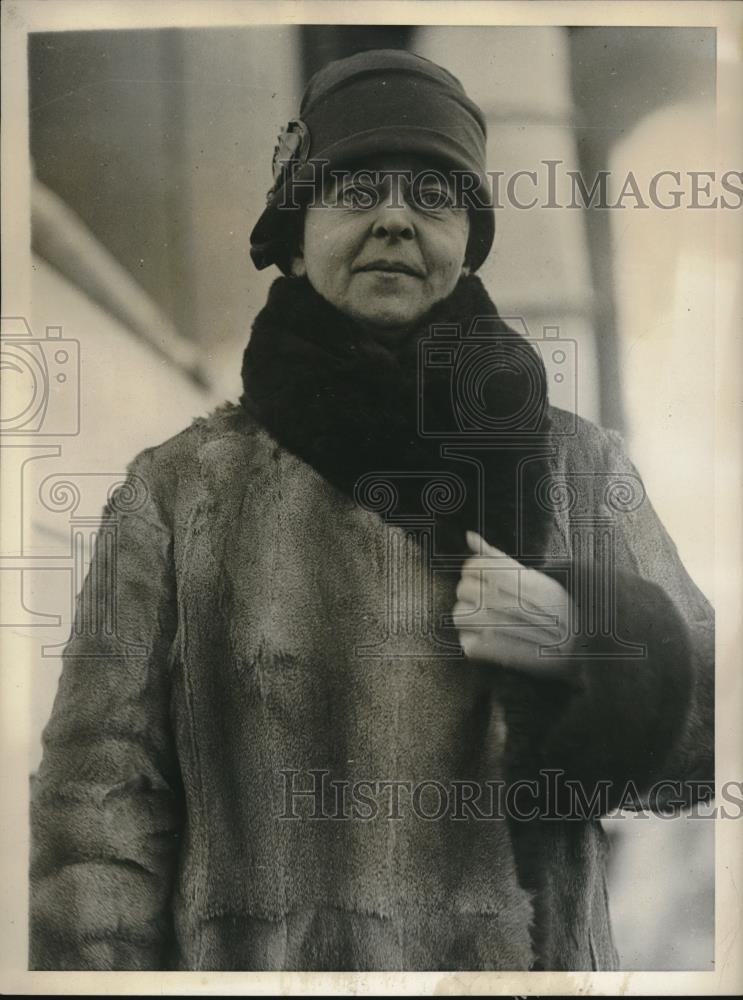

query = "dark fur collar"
[{"left": 240, "top": 274, "right": 554, "bottom": 563}]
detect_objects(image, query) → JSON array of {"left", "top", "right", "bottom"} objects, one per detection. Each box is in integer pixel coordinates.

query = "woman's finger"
[
  {"left": 455, "top": 580, "right": 550, "bottom": 618},
  {"left": 461, "top": 556, "right": 520, "bottom": 583},
  {"left": 461, "top": 564, "right": 523, "bottom": 607},
  {"left": 463, "top": 542, "right": 570, "bottom": 609},
  {"left": 458, "top": 629, "right": 481, "bottom": 657},
  {"left": 465, "top": 531, "right": 526, "bottom": 571},
  {"left": 465, "top": 530, "right": 511, "bottom": 562},
  {"left": 451, "top": 599, "right": 479, "bottom": 623},
  {"left": 455, "top": 575, "right": 485, "bottom": 604},
  {"left": 465, "top": 529, "right": 487, "bottom": 554}
]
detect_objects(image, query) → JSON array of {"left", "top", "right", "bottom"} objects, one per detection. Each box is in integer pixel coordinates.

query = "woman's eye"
[
  {"left": 339, "top": 184, "right": 377, "bottom": 209},
  {"left": 410, "top": 183, "right": 456, "bottom": 211}
]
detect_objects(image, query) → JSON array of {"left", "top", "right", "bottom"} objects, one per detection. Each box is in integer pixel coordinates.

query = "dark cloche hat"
[{"left": 250, "top": 48, "right": 495, "bottom": 274}]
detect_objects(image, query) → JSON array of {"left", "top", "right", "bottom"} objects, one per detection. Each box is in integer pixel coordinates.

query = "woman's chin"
[
  {"left": 347, "top": 298, "right": 428, "bottom": 336},
  {"left": 359, "top": 314, "right": 421, "bottom": 339}
]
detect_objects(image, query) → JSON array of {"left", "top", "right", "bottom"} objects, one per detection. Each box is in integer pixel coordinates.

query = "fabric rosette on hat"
[
  {"left": 250, "top": 48, "right": 495, "bottom": 275},
  {"left": 270, "top": 118, "right": 311, "bottom": 191}
]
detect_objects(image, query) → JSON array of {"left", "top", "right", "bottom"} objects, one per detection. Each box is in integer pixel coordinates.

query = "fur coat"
[{"left": 29, "top": 275, "right": 714, "bottom": 971}]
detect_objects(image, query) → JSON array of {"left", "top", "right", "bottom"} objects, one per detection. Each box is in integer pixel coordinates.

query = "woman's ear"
[
  {"left": 291, "top": 254, "right": 307, "bottom": 278},
  {"left": 290, "top": 232, "right": 306, "bottom": 277},
  {"left": 461, "top": 264, "right": 471, "bottom": 277}
]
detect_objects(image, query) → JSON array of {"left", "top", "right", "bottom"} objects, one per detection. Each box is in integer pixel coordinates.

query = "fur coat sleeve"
[
  {"left": 29, "top": 447, "right": 184, "bottom": 970},
  {"left": 499, "top": 420, "right": 715, "bottom": 816}
]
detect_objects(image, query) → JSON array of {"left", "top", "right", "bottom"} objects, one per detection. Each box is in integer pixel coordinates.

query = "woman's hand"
[{"left": 453, "top": 530, "right": 581, "bottom": 684}]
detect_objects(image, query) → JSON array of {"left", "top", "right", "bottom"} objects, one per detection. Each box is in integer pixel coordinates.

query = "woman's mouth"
[{"left": 355, "top": 260, "right": 423, "bottom": 278}]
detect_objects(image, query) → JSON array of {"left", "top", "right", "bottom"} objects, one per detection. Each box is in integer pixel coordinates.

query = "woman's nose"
[{"left": 370, "top": 188, "right": 416, "bottom": 241}]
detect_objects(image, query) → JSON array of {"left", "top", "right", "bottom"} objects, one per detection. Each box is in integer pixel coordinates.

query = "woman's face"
[{"left": 292, "top": 154, "right": 470, "bottom": 335}]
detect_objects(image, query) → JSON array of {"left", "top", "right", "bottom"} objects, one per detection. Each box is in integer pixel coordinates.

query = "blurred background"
[{"left": 9, "top": 23, "right": 720, "bottom": 969}]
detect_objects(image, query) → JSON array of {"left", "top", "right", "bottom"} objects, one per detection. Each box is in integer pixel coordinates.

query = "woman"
[{"left": 30, "top": 49, "right": 714, "bottom": 972}]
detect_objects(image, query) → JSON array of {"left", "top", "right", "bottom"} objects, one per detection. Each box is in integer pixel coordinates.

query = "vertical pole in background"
[
  {"left": 567, "top": 27, "right": 626, "bottom": 435},
  {"left": 416, "top": 26, "right": 604, "bottom": 427}
]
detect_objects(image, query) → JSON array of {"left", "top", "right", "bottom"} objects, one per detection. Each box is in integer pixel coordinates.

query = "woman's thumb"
[{"left": 466, "top": 529, "right": 487, "bottom": 553}]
